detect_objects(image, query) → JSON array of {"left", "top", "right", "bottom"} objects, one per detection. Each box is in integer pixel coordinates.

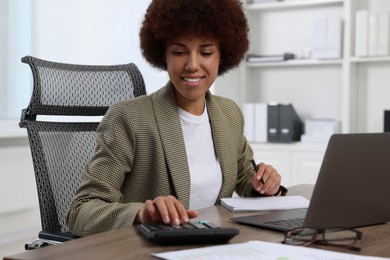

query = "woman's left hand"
[{"left": 251, "top": 162, "right": 281, "bottom": 196}]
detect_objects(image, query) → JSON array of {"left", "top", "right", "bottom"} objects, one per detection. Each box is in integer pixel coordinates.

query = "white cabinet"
[
  {"left": 251, "top": 143, "right": 326, "bottom": 187},
  {"left": 214, "top": 0, "right": 390, "bottom": 185}
]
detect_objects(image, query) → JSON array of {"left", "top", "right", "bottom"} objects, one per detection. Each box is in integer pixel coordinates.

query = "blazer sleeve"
[{"left": 67, "top": 102, "right": 144, "bottom": 237}]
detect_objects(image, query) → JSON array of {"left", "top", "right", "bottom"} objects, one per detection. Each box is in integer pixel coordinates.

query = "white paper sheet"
[{"left": 152, "top": 240, "right": 387, "bottom": 260}]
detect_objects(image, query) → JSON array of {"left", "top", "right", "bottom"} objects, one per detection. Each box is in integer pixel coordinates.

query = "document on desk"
[
  {"left": 220, "top": 195, "right": 309, "bottom": 212},
  {"left": 152, "top": 240, "right": 388, "bottom": 260}
]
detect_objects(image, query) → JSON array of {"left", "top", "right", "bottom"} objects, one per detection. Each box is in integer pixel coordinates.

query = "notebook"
[
  {"left": 221, "top": 196, "right": 309, "bottom": 212},
  {"left": 232, "top": 133, "right": 390, "bottom": 231}
]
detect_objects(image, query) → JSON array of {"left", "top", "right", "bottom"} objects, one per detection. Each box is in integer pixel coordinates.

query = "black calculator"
[{"left": 137, "top": 220, "right": 239, "bottom": 245}]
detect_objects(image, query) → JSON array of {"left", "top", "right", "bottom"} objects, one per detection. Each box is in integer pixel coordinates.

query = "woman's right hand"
[{"left": 134, "top": 195, "right": 198, "bottom": 225}]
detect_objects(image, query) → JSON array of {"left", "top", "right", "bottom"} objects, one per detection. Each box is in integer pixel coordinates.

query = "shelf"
[
  {"left": 350, "top": 56, "right": 390, "bottom": 63},
  {"left": 247, "top": 0, "right": 343, "bottom": 11},
  {"left": 246, "top": 59, "right": 342, "bottom": 67}
]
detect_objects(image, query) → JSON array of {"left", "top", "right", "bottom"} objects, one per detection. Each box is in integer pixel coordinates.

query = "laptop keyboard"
[
  {"left": 137, "top": 220, "right": 239, "bottom": 245},
  {"left": 264, "top": 218, "right": 304, "bottom": 229}
]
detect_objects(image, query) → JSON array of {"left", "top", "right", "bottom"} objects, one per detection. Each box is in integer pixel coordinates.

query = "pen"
[{"left": 251, "top": 159, "right": 265, "bottom": 184}]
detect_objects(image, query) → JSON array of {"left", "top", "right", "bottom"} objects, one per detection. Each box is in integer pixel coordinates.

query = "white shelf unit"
[
  {"left": 348, "top": 0, "right": 390, "bottom": 133},
  {"left": 246, "top": 0, "right": 343, "bottom": 11},
  {"left": 214, "top": 0, "right": 390, "bottom": 186}
]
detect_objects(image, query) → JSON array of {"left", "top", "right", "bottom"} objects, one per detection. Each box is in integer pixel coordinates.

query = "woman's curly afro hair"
[{"left": 139, "top": 0, "right": 249, "bottom": 76}]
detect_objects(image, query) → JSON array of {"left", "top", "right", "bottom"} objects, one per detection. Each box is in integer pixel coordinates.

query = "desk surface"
[{"left": 4, "top": 184, "right": 390, "bottom": 260}]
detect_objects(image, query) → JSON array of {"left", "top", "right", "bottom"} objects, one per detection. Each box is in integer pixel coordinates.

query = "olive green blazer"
[{"left": 67, "top": 82, "right": 256, "bottom": 237}]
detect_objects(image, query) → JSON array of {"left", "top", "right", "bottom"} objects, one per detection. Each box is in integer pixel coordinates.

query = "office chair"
[{"left": 19, "top": 55, "right": 146, "bottom": 250}]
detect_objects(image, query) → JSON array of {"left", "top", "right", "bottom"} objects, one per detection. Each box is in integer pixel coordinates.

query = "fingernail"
[
  {"left": 164, "top": 216, "right": 170, "bottom": 223},
  {"left": 174, "top": 218, "right": 180, "bottom": 225}
]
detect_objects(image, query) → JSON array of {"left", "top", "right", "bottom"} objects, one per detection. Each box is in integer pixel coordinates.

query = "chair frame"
[{"left": 19, "top": 56, "right": 146, "bottom": 249}]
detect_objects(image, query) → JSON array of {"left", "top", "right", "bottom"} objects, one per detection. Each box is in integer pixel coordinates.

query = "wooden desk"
[{"left": 4, "top": 184, "right": 390, "bottom": 260}]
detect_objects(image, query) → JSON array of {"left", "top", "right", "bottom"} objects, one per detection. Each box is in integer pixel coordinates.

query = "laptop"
[{"left": 232, "top": 133, "right": 390, "bottom": 231}]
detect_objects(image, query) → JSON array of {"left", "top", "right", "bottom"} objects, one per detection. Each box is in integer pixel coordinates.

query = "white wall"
[
  {"left": 0, "top": 0, "right": 8, "bottom": 115},
  {"left": 0, "top": 0, "right": 33, "bottom": 119},
  {"left": 0, "top": 0, "right": 170, "bottom": 244},
  {"left": 33, "top": 0, "right": 168, "bottom": 94}
]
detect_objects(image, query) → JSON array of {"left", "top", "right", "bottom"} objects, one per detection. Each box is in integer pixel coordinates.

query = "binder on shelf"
[
  {"left": 385, "top": 110, "right": 390, "bottom": 132},
  {"left": 368, "top": 12, "right": 379, "bottom": 56},
  {"left": 355, "top": 10, "right": 368, "bottom": 57},
  {"left": 243, "top": 103, "right": 256, "bottom": 142},
  {"left": 254, "top": 103, "right": 268, "bottom": 143},
  {"left": 312, "top": 17, "right": 343, "bottom": 59},
  {"left": 267, "top": 103, "right": 280, "bottom": 142},
  {"left": 377, "top": 12, "right": 389, "bottom": 56},
  {"left": 243, "top": 102, "right": 268, "bottom": 143},
  {"left": 279, "top": 103, "right": 303, "bottom": 143},
  {"left": 244, "top": 102, "right": 302, "bottom": 143},
  {"left": 312, "top": 17, "right": 327, "bottom": 59},
  {"left": 326, "top": 17, "right": 342, "bottom": 59}
]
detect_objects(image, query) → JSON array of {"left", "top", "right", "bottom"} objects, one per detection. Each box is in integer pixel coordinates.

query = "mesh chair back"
[{"left": 20, "top": 56, "right": 146, "bottom": 233}]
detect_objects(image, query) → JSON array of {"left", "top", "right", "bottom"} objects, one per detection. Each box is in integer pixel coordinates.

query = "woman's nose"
[{"left": 184, "top": 53, "right": 200, "bottom": 71}]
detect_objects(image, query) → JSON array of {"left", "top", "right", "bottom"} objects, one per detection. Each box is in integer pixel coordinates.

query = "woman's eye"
[
  {"left": 172, "top": 50, "right": 185, "bottom": 56},
  {"left": 201, "top": 52, "right": 213, "bottom": 57}
]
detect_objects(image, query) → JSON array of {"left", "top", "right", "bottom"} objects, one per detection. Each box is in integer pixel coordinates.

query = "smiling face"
[{"left": 165, "top": 36, "right": 221, "bottom": 115}]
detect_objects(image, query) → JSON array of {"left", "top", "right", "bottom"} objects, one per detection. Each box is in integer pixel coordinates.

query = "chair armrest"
[{"left": 39, "top": 230, "right": 79, "bottom": 242}]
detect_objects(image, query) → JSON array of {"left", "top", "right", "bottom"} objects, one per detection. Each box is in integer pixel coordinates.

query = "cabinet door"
[{"left": 291, "top": 151, "right": 325, "bottom": 186}]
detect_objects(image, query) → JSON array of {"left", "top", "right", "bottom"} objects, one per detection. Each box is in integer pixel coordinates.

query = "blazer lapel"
[
  {"left": 206, "top": 93, "right": 237, "bottom": 199},
  {"left": 152, "top": 83, "right": 191, "bottom": 208}
]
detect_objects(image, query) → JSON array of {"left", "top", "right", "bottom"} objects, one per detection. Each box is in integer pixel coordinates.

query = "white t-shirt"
[{"left": 178, "top": 104, "right": 223, "bottom": 210}]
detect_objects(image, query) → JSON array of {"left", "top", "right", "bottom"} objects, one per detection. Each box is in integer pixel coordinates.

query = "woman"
[{"left": 67, "top": 0, "right": 285, "bottom": 237}]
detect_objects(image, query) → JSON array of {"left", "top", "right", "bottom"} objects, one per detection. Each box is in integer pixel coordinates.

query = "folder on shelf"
[
  {"left": 355, "top": 10, "right": 368, "bottom": 57},
  {"left": 312, "top": 17, "right": 343, "bottom": 59},
  {"left": 312, "top": 17, "right": 327, "bottom": 59},
  {"left": 243, "top": 103, "right": 256, "bottom": 142},
  {"left": 326, "top": 17, "right": 342, "bottom": 59},
  {"left": 254, "top": 103, "right": 268, "bottom": 143},
  {"left": 243, "top": 102, "right": 268, "bottom": 143},
  {"left": 267, "top": 103, "right": 302, "bottom": 143},
  {"left": 378, "top": 12, "right": 389, "bottom": 56},
  {"left": 385, "top": 110, "right": 390, "bottom": 132},
  {"left": 244, "top": 102, "right": 302, "bottom": 143},
  {"left": 368, "top": 12, "right": 379, "bottom": 56},
  {"left": 267, "top": 103, "right": 280, "bottom": 142},
  {"left": 279, "top": 103, "right": 303, "bottom": 143}
]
